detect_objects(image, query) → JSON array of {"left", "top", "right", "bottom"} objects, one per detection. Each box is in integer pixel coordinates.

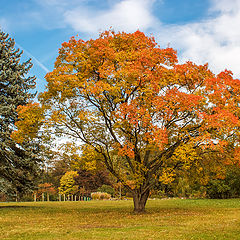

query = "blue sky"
[{"left": 1, "top": 0, "right": 240, "bottom": 93}]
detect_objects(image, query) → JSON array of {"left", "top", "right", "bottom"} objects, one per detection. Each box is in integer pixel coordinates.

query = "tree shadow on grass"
[{"left": 0, "top": 205, "right": 41, "bottom": 209}]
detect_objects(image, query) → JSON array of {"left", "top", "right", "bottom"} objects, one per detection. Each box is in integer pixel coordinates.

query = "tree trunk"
[
  {"left": 119, "top": 183, "right": 122, "bottom": 199},
  {"left": 133, "top": 189, "right": 150, "bottom": 213},
  {"left": 16, "top": 191, "right": 18, "bottom": 202}
]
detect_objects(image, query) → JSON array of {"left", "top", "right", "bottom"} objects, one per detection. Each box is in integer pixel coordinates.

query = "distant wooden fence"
[{"left": 33, "top": 193, "right": 91, "bottom": 202}]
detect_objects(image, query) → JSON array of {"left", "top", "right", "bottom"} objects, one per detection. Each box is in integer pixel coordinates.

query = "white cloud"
[
  {"left": 63, "top": 0, "right": 159, "bottom": 34},
  {"left": 60, "top": 0, "right": 240, "bottom": 77},
  {"left": 156, "top": 0, "right": 240, "bottom": 77},
  {"left": 2, "top": 0, "right": 240, "bottom": 78},
  {"left": 209, "top": 0, "right": 240, "bottom": 14}
]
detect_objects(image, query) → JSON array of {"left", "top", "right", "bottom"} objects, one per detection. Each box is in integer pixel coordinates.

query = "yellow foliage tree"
[{"left": 58, "top": 171, "right": 79, "bottom": 196}]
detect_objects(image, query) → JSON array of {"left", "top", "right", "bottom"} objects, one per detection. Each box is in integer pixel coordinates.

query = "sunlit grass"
[{"left": 1, "top": 198, "right": 240, "bottom": 239}]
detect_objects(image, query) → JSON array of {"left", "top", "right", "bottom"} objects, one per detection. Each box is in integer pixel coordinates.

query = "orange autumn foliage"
[
  {"left": 15, "top": 30, "right": 240, "bottom": 212},
  {"left": 11, "top": 102, "right": 44, "bottom": 143}
]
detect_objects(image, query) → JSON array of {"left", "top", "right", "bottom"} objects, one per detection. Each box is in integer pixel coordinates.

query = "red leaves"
[
  {"left": 201, "top": 70, "right": 240, "bottom": 142},
  {"left": 41, "top": 29, "right": 240, "bottom": 178},
  {"left": 38, "top": 183, "right": 56, "bottom": 194},
  {"left": 118, "top": 141, "right": 135, "bottom": 159}
]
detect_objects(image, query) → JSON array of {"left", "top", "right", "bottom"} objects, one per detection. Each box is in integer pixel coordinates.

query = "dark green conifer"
[{"left": 0, "top": 30, "right": 42, "bottom": 195}]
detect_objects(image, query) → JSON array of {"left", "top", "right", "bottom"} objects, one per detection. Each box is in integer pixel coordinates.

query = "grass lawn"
[{"left": 1, "top": 198, "right": 240, "bottom": 239}]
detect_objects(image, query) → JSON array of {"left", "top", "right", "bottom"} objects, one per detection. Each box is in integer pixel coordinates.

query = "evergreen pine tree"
[{"left": 0, "top": 30, "right": 42, "bottom": 195}]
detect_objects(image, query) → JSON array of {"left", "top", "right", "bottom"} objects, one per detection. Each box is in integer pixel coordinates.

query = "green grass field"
[{"left": 1, "top": 198, "right": 240, "bottom": 239}]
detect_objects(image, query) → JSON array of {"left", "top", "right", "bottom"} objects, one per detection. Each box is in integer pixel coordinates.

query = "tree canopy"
[
  {"left": 16, "top": 30, "right": 240, "bottom": 211},
  {"left": 0, "top": 30, "right": 42, "bottom": 194}
]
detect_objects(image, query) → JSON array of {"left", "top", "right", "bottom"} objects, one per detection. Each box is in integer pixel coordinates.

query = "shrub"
[
  {"left": 206, "top": 179, "right": 231, "bottom": 199},
  {"left": 97, "top": 185, "right": 115, "bottom": 196},
  {"left": 91, "top": 192, "right": 111, "bottom": 200},
  {"left": 150, "top": 190, "right": 166, "bottom": 199}
]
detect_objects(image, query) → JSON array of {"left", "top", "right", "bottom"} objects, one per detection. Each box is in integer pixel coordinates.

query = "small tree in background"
[
  {"left": 58, "top": 171, "right": 79, "bottom": 198},
  {"left": 36, "top": 183, "right": 56, "bottom": 201}
]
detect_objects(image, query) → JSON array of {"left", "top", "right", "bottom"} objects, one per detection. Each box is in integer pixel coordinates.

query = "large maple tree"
[{"left": 19, "top": 30, "right": 240, "bottom": 212}]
